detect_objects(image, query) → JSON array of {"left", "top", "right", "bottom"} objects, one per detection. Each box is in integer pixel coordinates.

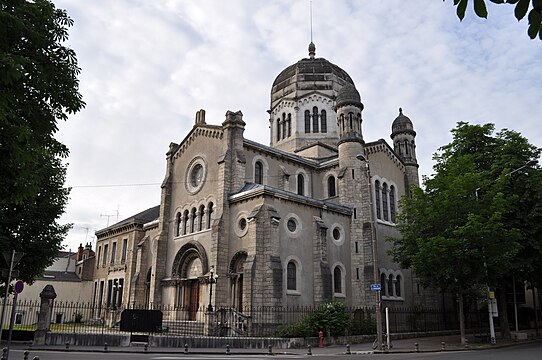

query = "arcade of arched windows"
[
  {"left": 304, "top": 107, "right": 327, "bottom": 134},
  {"left": 338, "top": 112, "right": 362, "bottom": 135},
  {"left": 380, "top": 269, "right": 403, "bottom": 300},
  {"left": 175, "top": 201, "right": 215, "bottom": 237},
  {"left": 276, "top": 113, "right": 292, "bottom": 142},
  {"left": 373, "top": 179, "right": 397, "bottom": 223}
]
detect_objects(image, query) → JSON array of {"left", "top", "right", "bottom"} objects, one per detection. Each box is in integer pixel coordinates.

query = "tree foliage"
[
  {"left": 389, "top": 122, "right": 541, "bottom": 293},
  {"left": 0, "top": 0, "right": 84, "bottom": 284},
  {"left": 445, "top": 0, "right": 542, "bottom": 41}
]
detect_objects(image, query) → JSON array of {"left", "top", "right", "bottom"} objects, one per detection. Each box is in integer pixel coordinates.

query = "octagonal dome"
[{"left": 270, "top": 43, "right": 354, "bottom": 110}]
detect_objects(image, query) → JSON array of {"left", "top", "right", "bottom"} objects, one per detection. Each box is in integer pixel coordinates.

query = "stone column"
[{"left": 34, "top": 285, "right": 57, "bottom": 345}]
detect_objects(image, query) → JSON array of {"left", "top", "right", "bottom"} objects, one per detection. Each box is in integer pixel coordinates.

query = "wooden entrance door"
[{"left": 188, "top": 279, "right": 200, "bottom": 321}]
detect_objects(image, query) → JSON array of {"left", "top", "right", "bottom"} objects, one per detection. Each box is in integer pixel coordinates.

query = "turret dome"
[
  {"left": 336, "top": 83, "right": 363, "bottom": 109},
  {"left": 391, "top": 108, "right": 416, "bottom": 137}
]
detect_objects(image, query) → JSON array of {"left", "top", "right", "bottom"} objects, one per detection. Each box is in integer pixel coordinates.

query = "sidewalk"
[{"left": 7, "top": 331, "right": 541, "bottom": 356}]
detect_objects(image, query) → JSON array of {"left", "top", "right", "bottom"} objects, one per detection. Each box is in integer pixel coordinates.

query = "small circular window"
[
  {"left": 287, "top": 219, "right": 297, "bottom": 232},
  {"left": 330, "top": 224, "right": 345, "bottom": 245},
  {"left": 234, "top": 213, "right": 249, "bottom": 237},
  {"left": 239, "top": 218, "right": 247, "bottom": 231}
]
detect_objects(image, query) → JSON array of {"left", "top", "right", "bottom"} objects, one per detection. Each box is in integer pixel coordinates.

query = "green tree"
[
  {"left": 389, "top": 122, "right": 540, "bottom": 342},
  {"left": 0, "top": 0, "right": 84, "bottom": 284},
  {"left": 445, "top": 0, "right": 542, "bottom": 41}
]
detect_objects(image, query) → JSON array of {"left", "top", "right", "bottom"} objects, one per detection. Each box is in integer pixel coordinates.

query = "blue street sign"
[{"left": 371, "top": 284, "right": 381, "bottom": 291}]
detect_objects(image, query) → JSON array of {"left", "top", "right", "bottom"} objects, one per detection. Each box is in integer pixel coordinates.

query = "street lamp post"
[
  {"left": 357, "top": 154, "right": 383, "bottom": 350},
  {"left": 207, "top": 266, "right": 218, "bottom": 312}
]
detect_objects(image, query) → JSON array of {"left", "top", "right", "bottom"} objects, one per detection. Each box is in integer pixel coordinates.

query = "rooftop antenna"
[
  {"left": 310, "top": 0, "right": 313, "bottom": 43},
  {"left": 100, "top": 213, "right": 114, "bottom": 227},
  {"left": 308, "top": 0, "right": 316, "bottom": 59}
]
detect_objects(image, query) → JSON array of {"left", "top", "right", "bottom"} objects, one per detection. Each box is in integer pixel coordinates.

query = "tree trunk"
[
  {"left": 497, "top": 286, "right": 511, "bottom": 339},
  {"left": 458, "top": 292, "right": 467, "bottom": 345},
  {"left": 533, "top": 288, "right": 540, "bottom": 337}
]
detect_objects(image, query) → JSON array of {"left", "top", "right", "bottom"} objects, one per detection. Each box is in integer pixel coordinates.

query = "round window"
[
  {"left": 330, "top": 224, "right": 345, "bottom": 245},
  {"left": 185, "top": 157, "right": 207, "bottom": 195},
  {"left": 190, "top": 164, "right": 204, "bottom": 187},
  {"left": 239, "top": 218, "right": 247, "bottom": 231},
  {"left": 287, "top": 219, "right": 297, "bottom": 232}
]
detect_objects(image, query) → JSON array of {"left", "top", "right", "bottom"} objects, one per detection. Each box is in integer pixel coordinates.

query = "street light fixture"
[
  {"left": 356, "top": 154, "right": 383, "bottom": 351},
  {"left": 207, "top": 266, "right": 218, "bottom": 312}
]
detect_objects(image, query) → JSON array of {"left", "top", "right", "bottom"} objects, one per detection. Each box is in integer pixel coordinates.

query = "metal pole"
[
  {"left": 364, "top": 159, "right": 383, "bottom": 350},
  {"left": 0, "top": 251, "right": 15, "bottom": 343},
  {"left": 488, "top": 287, "right": 496, "bottom": 344},
  {"left": 5, "top": 292, "right": 18, "bottom": 360},
  {"left": 385, "top": 307, "right": 390, "bottom": 350},
  {"left": 513, "top": 274, "right": 519, "bottom": 332}
]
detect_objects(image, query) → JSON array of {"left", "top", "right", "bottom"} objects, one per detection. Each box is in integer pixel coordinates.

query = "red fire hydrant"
[{"left": 318, "top": 330, "right": 324, "bottom": 348}]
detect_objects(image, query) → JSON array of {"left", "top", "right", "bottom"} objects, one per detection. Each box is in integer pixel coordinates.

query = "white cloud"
[{"left": 53, "top": 0, "right": 542, "bottom": 251}]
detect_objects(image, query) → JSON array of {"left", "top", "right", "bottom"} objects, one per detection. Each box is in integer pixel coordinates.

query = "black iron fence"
[{"left": 2, "top": 300, "right": 493, "bottom": 338}]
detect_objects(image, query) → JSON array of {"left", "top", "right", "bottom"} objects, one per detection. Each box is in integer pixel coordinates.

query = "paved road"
[{"left": 10, "top": 341, "right": 542, "bottom": 360}]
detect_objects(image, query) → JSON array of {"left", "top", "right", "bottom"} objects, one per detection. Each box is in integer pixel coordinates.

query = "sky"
[{"left": 53, "top": 0, "right": 542, "bottom": 252}]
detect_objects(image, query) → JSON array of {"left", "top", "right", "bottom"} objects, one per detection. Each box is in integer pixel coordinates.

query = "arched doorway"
[
  {"left": 229, "top": 251, "right": 247, "bottom": 310},
  {"left": 172, "top": 241, "right": 209, "bottom": 321}
]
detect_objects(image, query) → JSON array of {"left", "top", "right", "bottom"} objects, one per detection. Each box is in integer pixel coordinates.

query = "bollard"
[
  {"left": 184, "top": 343, "right": 189, "bottom": 354},
  {"left": 414, "top": 342, "right": 419, "bottom": 352},
  {"left": 226, "top": 344, "right": 231, "bottom": 355},
  {"left": 144, "top": 343, "right": 148, "bottom": 352},
  {"left": 65, "top": 341, "right": 70, "bottom": 350},
  {"left": 465, "top": 339, "right": 469, "bottom": 349},
  {"left": 346, "top": 344, "right": 351, "bottom": 355},
  {"left": 441, "top": 341, "right": 446, "bottom": 351},
  {"left": 104, "top": 342, "right": 108, "bottom": 352},
  {"left": 23, "top": 350, "right": 29, "bottom": 360},
  {"left": 268, "top": 345, "right": 273, "bottom": 355},
  {"left": 307, "top": 345, "right": 312, "bottom": 356}
]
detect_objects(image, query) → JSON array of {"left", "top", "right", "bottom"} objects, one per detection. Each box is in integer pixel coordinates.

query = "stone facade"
[{"left": 90, "top": 44, "right": 441, "bottom": 320}]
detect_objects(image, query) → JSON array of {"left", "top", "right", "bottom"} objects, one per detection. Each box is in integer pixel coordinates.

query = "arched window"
[
  {"left": 321, "top": 110, "right": 327, "bottom": 133},
  {"left": 287, "top": 261, "right": 297, "bottom": 290},
  {"left": 297, "top": 174, "right": 305, "bottom": 196},
  {"left": 357, "top": 113, "right": 362, "bottom": 132},
  {"left": 390, "top": 185, "right": 396, "bottom": 223},
  {"left": 404, "top": 140, "right": 409, "bottom": 155},
  {"left": 198, "top": 204, "right": 205, "bottom": 231},
  {"left": 183, "top": 210, "right": 189, "bottom": 235},
  {"left": 312, "top": 106, "right": 319, "bottom": 133},
  {"left": 304, "top": 110, "right": 311, "bottom": 133},
  {"left": 287, "top": 113, "right": 292, "bottom": 137},
  {"left": 388, "top": 274, "right": 394, "bottom": 297},
  {"left": 375, "top": 181, "right": 381, "bottom": 220},
  {"left": 176, "top": 212, "right": 182, "bottom": 236},
  {"left": 333, "top": 266, "right": 342, "bottom": 294},
  {"left": 276, "top": 119, "right": 281, "bottom": 142},
  {"left": 207, "top": 202, "right": 213, "bottom": 229},
  {"left": 349, "top": 112, "right": 353, "bottom": 130},
  {"left": 190, "top": 207, "right": 197, "bottom": 233},
  {"left": 282, "top": 113, "right": 287, "bottom": 140},
  {"left": 380, "top": 273, "right": 387, "bottom": 296},
  {"left": 395, "top": 275, "right": 402, "bottom": 297},
  {"left": 382, "top": 183, "right": 389, "bottom": 221},
  {"left": 255, "top": 161, "right": 263, "bottom": 184},
  {"left": 327, "top": 176, "right": 336, "bottom": 197}
]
